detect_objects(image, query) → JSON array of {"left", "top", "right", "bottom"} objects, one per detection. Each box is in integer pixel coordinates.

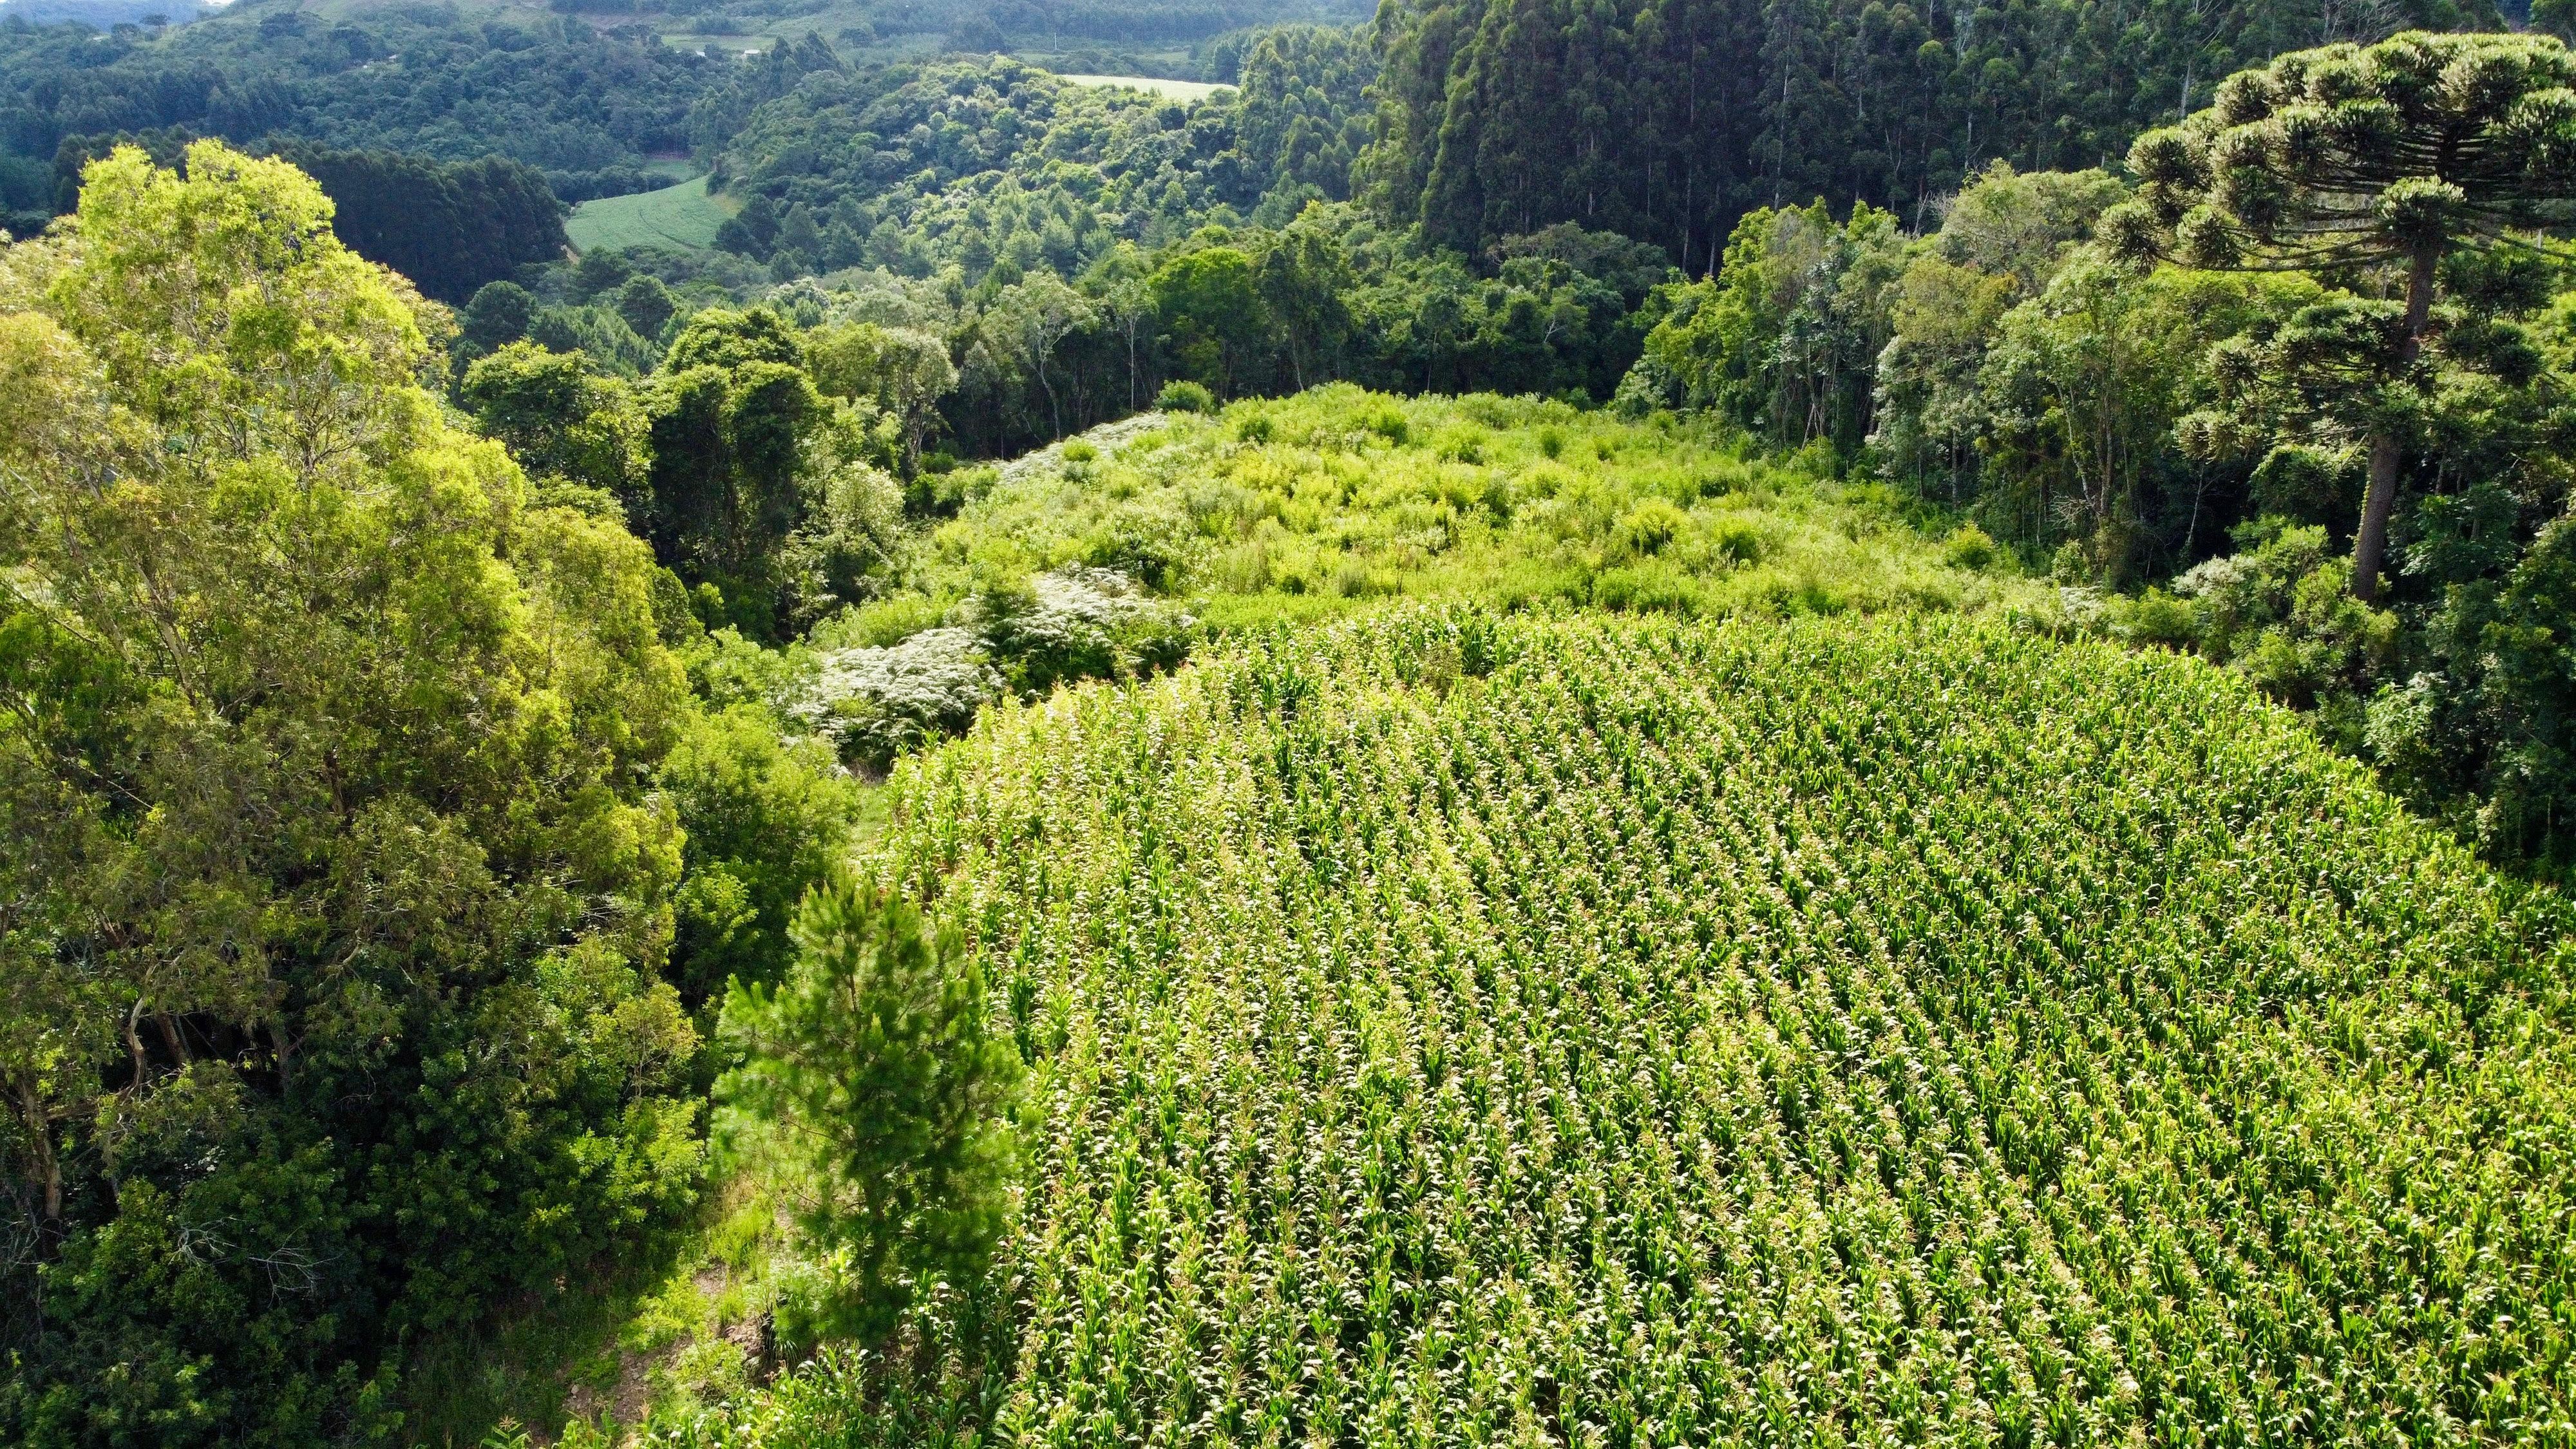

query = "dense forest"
[
  {"left": 0, "top": 5, "right": 721, "bottom": 204},
  {"left": 1363, "top": 0, "right": 2512, "bottom": 265},
  {"left": 9, "top": 1, "right": 2576, "bottom": 1444}
]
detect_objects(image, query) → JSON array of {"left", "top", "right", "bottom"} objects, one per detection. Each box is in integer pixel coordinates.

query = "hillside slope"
[{"left": 685, "top": 607, "right": 2576, "bottom": 1444}]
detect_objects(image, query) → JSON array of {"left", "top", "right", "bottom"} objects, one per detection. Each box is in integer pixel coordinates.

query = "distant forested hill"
[
  {"left": 972, "top": 0, "right": 1370, "bottom": 41},
  {"left": 1361, "top": 0, "right": 2508, "bottom": 267},
  {"left": 698, "top": 32, "right": 1371, "bottom": 276},
  {"left": 0, "top": 4, "right": 726, "bottom": 201},
  {"left": 0, "top": 0, "right": 211, "bottom": 26}
]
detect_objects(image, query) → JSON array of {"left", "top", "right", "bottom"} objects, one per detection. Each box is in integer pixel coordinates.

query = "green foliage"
[
  {"left": 2105, "top": 30, "right": 2576, "bottom": 598},
  {"left": 667, "top": 305, "right": 808, "bottom": 372},
  {"left": 630, "top": 308, "right": 907, "bottom": 636},
  {"left": 668, "top": 605, "right": 2576, "bottom": 1445},
  {"left": 0, "top": 8, "right": 723, "bottom": 198},
  {"left": 1592, "top": 91, "right": 2576, "bottom": 875},
  {"left": 806, "top": 319, "right": 959, "bottom": 471},
  {"left": 463, "top": 279, "right": 540, "bottom": 353},
  {"left": 701, "top": 50, "right": 1374, "bottom": 280},
  {"left": 528, "top": 302, "right": 661, "bottom": 380},
  {"left": 0, "top": 142, "right": 714, "bottom": 1445},
  {"left": 710, "top": 387, "right": 2040, "bottom": 771},
  {"left": 2105, "top": 32, "right": 2576, "bottom": 276},
  {"left": 893, "top": 388, "right": 2037, "bottom": 639},
  {"left": 462, "top": 341, "right": 654, "bottom": 511},
  {"left": 1363, "top": 0, "right": 2505, "bottom": 269},
  {"left": 2367, "top": 499, "right": 2576, "bottom": 876},
  {"left": 1155, "top": 377, "right": 1214, "bottom": 412},
  {"left": 594, "top": 193, "right": 1671, "bottom": 458},
  {"left": 265, "top": 144, "right": 567, "bottom": 305},
  {"left": 715, "top": 875, "right": 1021, "bottom": 1346},
  {"left": 1229, "top": 24, "right": 1374, "bottom": 208},
  {"left": 662, "top": 707, "right": 871, "bottom": 1003},
  {"left": 1972, "top": 257, "right": 2318, "bottom": 582},
  {"left": 1150, "top": 242, "right": 1267, "bottom": 392},
  {"left": 1941, "top": 522, "right": 1999, "bottom": 571},
  {"left": 2113, "top": 517, "right": 2400, "bottom": 708},
  {"left": 44, "top": 134, "right": 573, "bottom": 305},
  {"left": 1623, "top": 200, "right": 1904, "bottom": 451},
  {"left": 620, "top": 273, "right": 681, "bottom": 342}
]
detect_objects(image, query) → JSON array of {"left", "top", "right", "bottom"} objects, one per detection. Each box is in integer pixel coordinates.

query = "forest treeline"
[
  {"left": 1361, "top": 0, "right": 2517, "bottom": 269},
  {"left": 0, "top": 6, "right": 721, "bottom": 209},
  {"left": 699, "top": 36, "right": 1376, "bottom": 272},
  {"left": 46, "top": 129, "right": 571, "bottom": 301},
  {"left": 0, "top": 0, "right": 1362, "bottom": 234}
]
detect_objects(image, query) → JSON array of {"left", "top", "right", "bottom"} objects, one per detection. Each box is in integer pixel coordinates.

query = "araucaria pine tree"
[{"left": 2103, "top": 31, "right": 2576, "bottom": 600}]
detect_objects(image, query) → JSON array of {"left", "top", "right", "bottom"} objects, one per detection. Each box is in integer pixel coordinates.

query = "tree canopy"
[
  {"left": 2106, "top": 30, "right": 2576, "bottom": 597},
  {"left": 0, "top": 140, "right": 858, "bottom": 1446}
]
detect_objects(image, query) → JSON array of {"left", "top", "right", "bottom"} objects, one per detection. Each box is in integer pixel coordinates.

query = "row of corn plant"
[{"left": 663, "top": 607, "right": 2576, "bottom": 1449}]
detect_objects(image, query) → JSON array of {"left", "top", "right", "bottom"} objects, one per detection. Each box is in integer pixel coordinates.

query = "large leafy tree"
[
  {"left": 1625, "top": 200, "right": 1904, "bottom": 451},
  {"left": 805, "top": 320, "right": 960, "bottom": 474},
  {"left": 0, "top": 142, "right": 710, "bottom": 1445},
  {"left": 1255, "top": 219, "right": 1358, "bottom": 391},
  {"left": 460, "top": 339, "right": 652, "bottom": 513},
  {"left": 640, "top": 308, "right": 901, "bottom": 637},
  {"left": 1150, "top": 244, "right": 1271, "bottom": 397},
  {"left": 2103, "top": 30, "right": 2576, "bottom": 599}
]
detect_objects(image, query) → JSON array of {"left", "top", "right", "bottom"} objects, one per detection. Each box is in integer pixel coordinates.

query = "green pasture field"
[
  {"left": 1057, "top": 72, "right": 1227, "bottom": 100},
  {"left": 565, "top": 174, "right": 736, "bottom": 253}
]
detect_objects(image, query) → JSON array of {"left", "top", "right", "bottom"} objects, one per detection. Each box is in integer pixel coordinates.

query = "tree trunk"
[
  {"left": 271, "top": 1019, "right": 296, "bottom": 1095},
  {"left": 2352, "top": 245, "right": 2438, "bottom": 603},
  {"left": 15, "top": 1084, "right": 59, "bottom": 1220},
  {"left": 125, "top": 997, "right": 149, "bottom": 1090}
]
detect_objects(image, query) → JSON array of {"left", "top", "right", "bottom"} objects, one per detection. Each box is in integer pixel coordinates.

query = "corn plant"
[{"left": 670, "top": 607, "right": 2576, "bottom": 1448}]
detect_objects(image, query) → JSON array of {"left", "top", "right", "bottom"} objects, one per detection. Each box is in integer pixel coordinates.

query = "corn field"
[{"left": 683, "top": 609, "right": 2576, "bottom": 1448}]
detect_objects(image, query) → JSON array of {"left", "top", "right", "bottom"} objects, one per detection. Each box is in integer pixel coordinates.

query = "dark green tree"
[
  {"left": 459, "top": 278, "right": 536, "bottom": 354},
  {"left": 1255, "top": 219, "right": 1355, "bottom": 390},
  {"left": 805, "top": 319, "right": 959, "bottom": 473},
  {"left": 661, "top": 708, "right": 868, "bottom": 1005},
  {"left": 715, "top": 875, "right": 1021, "bottom": 1343},
  {"left": 665, "top": 303, "right": 806, "bottom": 372},
  {"left": 269, "top": 146, "right": 567, "bottom": 304},
  {"left": 460, "top": 341, "right": 652, "bottom": 514},
  {"left": 616, "top": 272, "right": 679, "bottom": 341}
]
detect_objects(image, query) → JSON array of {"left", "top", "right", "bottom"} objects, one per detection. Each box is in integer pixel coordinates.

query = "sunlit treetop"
[{"left": 2104, "top": 31, "right": 2576, "bottom": 272}]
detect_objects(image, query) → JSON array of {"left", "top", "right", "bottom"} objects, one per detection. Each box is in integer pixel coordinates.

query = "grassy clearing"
[
  {"left": 866, "top": 385, "right": 2048, "bottom": 642},
  {"left": 1056, "top": 73, "right": 1227, "bottom": 101},
  {"left": 408, "top": 1179, "right": 797, "bottom": 1445},
  {"left": 566, "top": 174, "right": 735, "bottom": 253}
]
